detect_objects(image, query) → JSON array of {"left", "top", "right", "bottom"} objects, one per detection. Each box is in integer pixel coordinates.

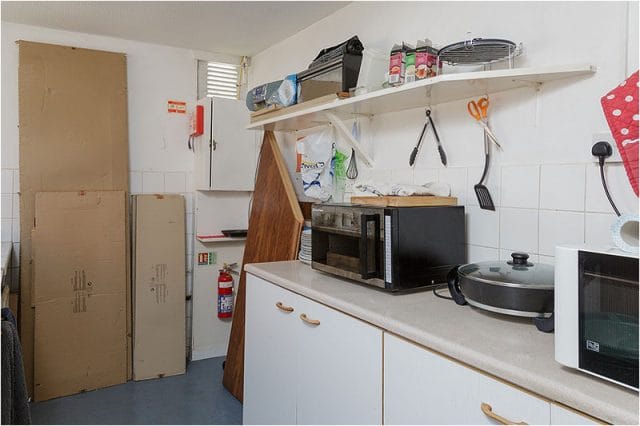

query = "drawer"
[
  {"left": 384, "top": 333, "right": 551, "bottom": 425},
  {"left": 550, "top": 403, "right": 599, "bottom": 425}
]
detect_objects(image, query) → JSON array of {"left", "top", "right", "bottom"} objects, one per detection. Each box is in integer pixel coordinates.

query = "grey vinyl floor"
[{"left": 30, "top": 357, "right": 242, "bottom": 425}]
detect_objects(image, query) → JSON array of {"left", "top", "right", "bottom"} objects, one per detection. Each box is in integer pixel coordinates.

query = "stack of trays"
[{"left": 298, "top": 226, "right": 312, "bottom": 264}]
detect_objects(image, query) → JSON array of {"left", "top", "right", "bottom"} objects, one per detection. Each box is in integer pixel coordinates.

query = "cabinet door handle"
[
  {"left": 481, "top": 403, "right": 528, "bottom": 425},
  {"left": 275, "top": 302, "right": 294, "bottom": 313},
  {"left": 299, "top": 313, "right": 320, "bottom": 326}
]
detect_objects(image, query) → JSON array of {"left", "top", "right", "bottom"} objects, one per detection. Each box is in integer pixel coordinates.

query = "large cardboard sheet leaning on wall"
[
  {"left": 32, "top": 191, "right": 128, "bottom": 402},
  {"left": 18, "top": 41, "right": 130, "bottom": 392},
  {"left": 132, "top": 194, "right": 186, "bottom": 380}
]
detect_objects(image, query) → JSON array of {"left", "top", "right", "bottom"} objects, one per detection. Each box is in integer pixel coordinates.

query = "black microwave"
[{"left": 311, "top": 203, "right": 465, "bottom": 291}]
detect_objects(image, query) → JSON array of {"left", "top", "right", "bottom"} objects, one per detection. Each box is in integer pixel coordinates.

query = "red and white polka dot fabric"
[{"left": 600, "top": 70, "right": 639, "bottom": 197}]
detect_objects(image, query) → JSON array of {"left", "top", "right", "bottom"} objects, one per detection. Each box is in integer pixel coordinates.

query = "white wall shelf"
[
  {"left": 196, "top": 235, "right": 247, "bottom": 244},
  {"left": 246, "top": 64, "right": 596, "bottom": 133}
]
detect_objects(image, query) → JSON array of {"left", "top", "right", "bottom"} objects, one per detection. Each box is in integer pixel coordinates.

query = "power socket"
[{"left": 592, "top": 132, "right": 622, "bottom": 163}]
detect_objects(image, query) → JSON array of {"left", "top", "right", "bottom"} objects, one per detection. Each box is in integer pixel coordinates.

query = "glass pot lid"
[{"left": 458, "top": 252, "right": 554, "bottom": 289}]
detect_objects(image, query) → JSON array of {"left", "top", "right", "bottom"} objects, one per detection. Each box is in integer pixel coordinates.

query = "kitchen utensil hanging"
[
  {"left": 466, "top": 96, "right": 497, "bottom": 210},
  {"left": 438, "top": 37, "right": 522, "bottom": 68},
  {"left": 409, "top": 109, "right": 447, "bottom": 167},
  {"left": 474, "top": 130, "right": 495, "bottom": 210},
  {"left": 347, "top": 120, "right": 359, "bottom": 179},
  {"left": 467, "top": 97, "right": 501, "bottom": 148}
]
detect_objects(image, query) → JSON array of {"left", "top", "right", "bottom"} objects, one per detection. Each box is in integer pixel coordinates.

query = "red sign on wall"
[{"left": 167, "top": 100, "right": 186, "bottom": 114}]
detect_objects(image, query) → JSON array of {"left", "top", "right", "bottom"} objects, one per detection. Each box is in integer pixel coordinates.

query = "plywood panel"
[
  {"left": 222, "top": 131, "right": 303, "bottom": 401},
  {"left": 18, "top": 41, "right": 130, "bottom": 392}
]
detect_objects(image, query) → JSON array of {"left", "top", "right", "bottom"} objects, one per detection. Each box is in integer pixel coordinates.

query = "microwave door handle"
[{"left": 360, "top": 214, "right": 380, "bottom": 279}]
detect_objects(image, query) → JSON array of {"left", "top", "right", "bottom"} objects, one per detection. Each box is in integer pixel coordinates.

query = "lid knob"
[{"left": 510, "top": 252, "right": 530, "bottom": 265}]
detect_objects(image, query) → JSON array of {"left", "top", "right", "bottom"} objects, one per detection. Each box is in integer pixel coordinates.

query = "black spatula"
[{"left": 474, "top": 131, "right": 495, "bottom": 211}]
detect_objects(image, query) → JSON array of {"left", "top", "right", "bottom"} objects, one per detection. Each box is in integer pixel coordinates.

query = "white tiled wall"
[
  {"left": 340, "top": 160, "right": 635, "bottom": 265},
  {"left": 1, "top": 168, "right": 20, "bottom": 290},
  {"left": 500, "top": 165, "right": 539, "bottom": 210},
  {"left": 249, "top": 1, "right": 639, "bottom": 265},
  {"left": 539, "top": 164, "right": 586, "bottom": 212},
  {"left": 500, "top": 208, "right": 538, "bottom": 254}
]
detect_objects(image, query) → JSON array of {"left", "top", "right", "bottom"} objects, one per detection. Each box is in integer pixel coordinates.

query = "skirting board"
[{"left": 192, "top": 347, "right": 228, "bottom": 361}]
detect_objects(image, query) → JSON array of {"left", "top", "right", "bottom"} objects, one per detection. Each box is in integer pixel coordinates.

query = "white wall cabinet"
[
  {"left": 243, "top": 274, "right": 382, "bottom": 425},
  {"left": 193, "top": 97, "right": 259, "bottom": 191}
]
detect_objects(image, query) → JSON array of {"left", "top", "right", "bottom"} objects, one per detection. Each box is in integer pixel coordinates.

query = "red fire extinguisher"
[{"left": 218, "top": 263, "right": 238, "bottom": 318}]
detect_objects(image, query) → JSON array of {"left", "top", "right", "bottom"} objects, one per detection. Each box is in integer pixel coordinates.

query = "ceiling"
[{"left": 1, "top": 1, "right": 349, "bottom": 56}]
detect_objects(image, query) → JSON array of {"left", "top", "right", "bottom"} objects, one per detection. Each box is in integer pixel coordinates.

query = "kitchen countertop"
[{"left": 245, "top": 261, "right": 639, "bottom": 425}]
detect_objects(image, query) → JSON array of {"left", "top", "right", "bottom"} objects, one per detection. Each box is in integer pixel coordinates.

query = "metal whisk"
[{"left": 346, "top": 120, "right": 359, "bottom": 179}]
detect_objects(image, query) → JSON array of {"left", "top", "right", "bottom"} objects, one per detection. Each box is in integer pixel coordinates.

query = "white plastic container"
[{"left": 355, "top": 48, "right": 388, "bottom": 94}]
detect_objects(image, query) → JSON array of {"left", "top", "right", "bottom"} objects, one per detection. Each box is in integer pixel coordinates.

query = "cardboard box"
[
  {"left": 132, "top": 195, "right": 186, "bottom": 380},
  {"left": 18, "top": 41, "right": 131, "bottom": 392},
  {"left": 32, "top": 191, "right": 127, "bottom": 401}
]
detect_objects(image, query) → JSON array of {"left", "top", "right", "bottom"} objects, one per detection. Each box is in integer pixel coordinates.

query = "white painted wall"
[
  {"left": 191, "top": 190, "right": 252, "bottom": 360},
  {"left": 0, "top": 21, "right": 243, "bottom": 358},
  {"left": 249, "top": 1, "right": 639, "bottom": 264}
]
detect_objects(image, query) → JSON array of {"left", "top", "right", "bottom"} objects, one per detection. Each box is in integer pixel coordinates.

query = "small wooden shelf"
[
  {"left": 246, "top": 64, "right": 596, "bottom": 132},
  {"left": 196, "top": 235, "right": 247, "bottom": 243}
]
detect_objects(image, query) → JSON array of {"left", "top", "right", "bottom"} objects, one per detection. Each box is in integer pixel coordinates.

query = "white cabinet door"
[
  {"left": 244, "top": 274, "right": 383, "bottom": 425},
  {"left": 384, "top": 333, "right": 551, "bottom": 425},
  {"left": 295, "top": 297, "right": 383, "bottom": 425},
  {"left": 550, "top": 404, "right": 598, "bottom": 425},
  {"left": 210, "top": 98, "right": 258, "bottom": 191},
  {"left": 243, "top": 275, "right": 300, "bottom": 424},
  {"left": 194, "top": 98, "right": 259, "bottom": 191},
  {"left": 193, "top": 97, "right": 212, "bottom": 190}
]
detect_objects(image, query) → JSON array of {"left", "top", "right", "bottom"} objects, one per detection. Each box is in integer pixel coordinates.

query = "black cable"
[
  {"left": 592, "top": 141, "right": 621, "bottom": 217},
  {"left": 599, "top": 162, "right": 621, "bottom": 217},
  {"left": 432, "top": 284, "right": 453, "bottom": 300}
]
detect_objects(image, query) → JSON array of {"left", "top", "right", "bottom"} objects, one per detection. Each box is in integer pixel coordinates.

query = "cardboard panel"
[
  {"left": 18, "top": 41, "right": 130, "bottom": 391},
  {"left": 133, "top": 195, "right": 186, "bottom": 380},
  {"left": 34, "top": 296, "right": 127, "bottom": 401},
  {"left": 32, "top": 191, "right": 127, "bottom": 401}
]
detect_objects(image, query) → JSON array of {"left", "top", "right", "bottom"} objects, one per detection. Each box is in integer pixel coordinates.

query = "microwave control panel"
[{"left": 312, "top": 204, "right": 384, "bottom": 235}]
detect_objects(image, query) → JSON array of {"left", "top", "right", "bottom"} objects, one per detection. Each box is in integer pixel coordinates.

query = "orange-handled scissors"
[
  {"left": 467, "top": 97, "right": 489, "bottom": 120},
  {"left": 467, "top": 97, "right": 501, "bottom": 149}
]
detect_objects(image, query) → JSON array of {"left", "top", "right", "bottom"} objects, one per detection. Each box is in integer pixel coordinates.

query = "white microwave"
[{"left": 555, "top": 245, "right": 639, "bottom": 390}]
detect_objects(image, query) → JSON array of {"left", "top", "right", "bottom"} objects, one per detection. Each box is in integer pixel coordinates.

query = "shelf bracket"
[
  {"left": 323, "top": 111, "right": 374, "bottom": 168},
  {"left": 514, "top": 79, "right": 543, "bottom": 91},
  {"left": 350, "top": 112, "right": 374, "bottom": 118}
]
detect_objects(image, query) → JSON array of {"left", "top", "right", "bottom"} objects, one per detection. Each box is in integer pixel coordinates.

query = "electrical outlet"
[{"left": 592, "top": 132, "right": 623, "bottom": 163}]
